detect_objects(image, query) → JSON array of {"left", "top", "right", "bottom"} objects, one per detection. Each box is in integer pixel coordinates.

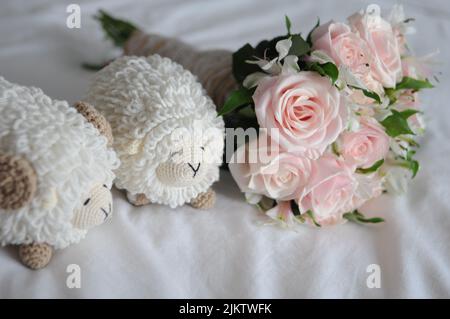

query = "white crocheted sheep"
[
  {"left": 0, "top": 77, "right": 119, "bottom": 269},
  {"left": 85, "top": 55, "right": 224, "bottom": 209}
]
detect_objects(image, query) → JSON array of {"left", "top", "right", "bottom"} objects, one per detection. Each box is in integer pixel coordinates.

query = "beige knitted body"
[{"left": 124, "top": 31, "right": 238, "bottom": 108}]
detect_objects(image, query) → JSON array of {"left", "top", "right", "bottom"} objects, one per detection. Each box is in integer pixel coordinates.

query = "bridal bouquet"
[
  {"left": 93, "top": 4, "right": 435, "bottom": 228},
  {"left": 223, "top": 4, "right": 435, "bottom": 227}
]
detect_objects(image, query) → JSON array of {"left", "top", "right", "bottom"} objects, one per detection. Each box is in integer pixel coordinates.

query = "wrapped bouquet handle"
[
  {"left": 125, "top": 31, "right": 237, "bottom": 108},
  {"left": 97, "top": 11, "right": 237, "bottom": 108}
]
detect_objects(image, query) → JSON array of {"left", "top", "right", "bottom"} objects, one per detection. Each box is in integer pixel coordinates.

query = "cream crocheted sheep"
[
  {"left": 0, "top": 77, "right": 119, "bottom": 269},
  {"left": 85, "top": 55, "right": 224, "bottom": 209}
]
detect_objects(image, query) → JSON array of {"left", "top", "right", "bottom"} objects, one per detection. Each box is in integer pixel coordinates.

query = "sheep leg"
[
  {"left": 190, "top": 188, "right": 216, "bottom": 210},
  {"left": 18, "top": 243, "right": 53, "bottom": 270},
  {"left": 127, "top": 191, "right": 151, "bottom": 207}
]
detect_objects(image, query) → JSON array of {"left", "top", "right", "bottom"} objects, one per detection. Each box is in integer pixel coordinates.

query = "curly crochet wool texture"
[
  {"left": 85, "top": 55, "right": 224, "bottom": 208},
  {"left": 0, "top": 77, "right": 119, "bottom": 249}
]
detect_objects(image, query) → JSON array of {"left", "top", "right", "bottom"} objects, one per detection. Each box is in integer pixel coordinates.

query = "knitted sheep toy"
[
  {"left": 85, "top": 55, "right": 224, "bottom": 209},
  {"left": 0, "top": 77, "right": 119, "bottom": 269}
]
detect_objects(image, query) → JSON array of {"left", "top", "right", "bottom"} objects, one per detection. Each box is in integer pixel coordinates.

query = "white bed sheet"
[{"left": 0, "top": 0, "right": 449, "bottom": 298}]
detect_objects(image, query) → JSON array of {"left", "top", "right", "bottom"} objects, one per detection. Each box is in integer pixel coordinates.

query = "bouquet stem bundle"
[{"left": 97, "top": 11, "right": 237, "bottom": 109}]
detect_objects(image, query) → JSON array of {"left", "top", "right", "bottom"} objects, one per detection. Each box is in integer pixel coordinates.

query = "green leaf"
[
  {"left": 343, "top": 210, "right": 385, "bottom": 224},
  {"left": 406, "top": 149, "right": 416, "bottom": 161},
  {"left": 290, "top": 201, "right": 321, "bottom": 227},
  {"left": 380, "top": 109, "right": 419, "bottom": 137},
  {"left": 361, "top": 89, "right": 382, "bottom": 104},
  {"left": 348, "top": 85, "right": 382, "bottom": 104},
  {"left": 218, "top": 88, "right": 253, "bottom": 116},
  {"left": 320, "top": 62, "right": 339, "bottom": 84},
  {"left": 385, "top": 88, "right": 397, "bottom": 105},
  {"left": 306, "top": 18, "right": 320, "bottom": 46},
  {"left": 356, "top": 159, "right": 384, "bottom": 174},
  {"left": 290, "top": 200, "right": 306, "bottom": 222},
  {"left": 81, "top": 62, "right": 107, "bottom": 71},
  {"left": 396, "top": 77, "right": 434, "bottom": 91},
  {"left": 399, "top": 109, "right": 420, "bottom": 119},
  {"left": 403, "top": 150, "right": 420, "bottom": 178},
  {"left": 331, "top": 142, "right": 340, "bottom": 156},
  {"left": 257, "top": 196, "right": 276, "bottom": 211},
  {"left": 95, "top": 10, "right": 138, "bottom": 48},
  {"left": 290, "top": 200, "right": 301, "bottom": 216},
  {"left": 232, "top": 43, "right": 260, "bottom": 83},
  {"left": 409, "top": 159, "right": 420, "bottom": 178},
  {"left": 288, "top": 34, "right": 310, "bottom": 57},
  {"left": 285, "top": 15, "right": 292, "bottom": 35},
  {"left": 309, "top": 62, "right": 339, "bottom": 84},
  {"left": 306, "top": 210, "right": 321, "bottom": 227}
]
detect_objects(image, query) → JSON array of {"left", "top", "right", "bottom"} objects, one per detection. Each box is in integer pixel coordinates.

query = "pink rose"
[
  {"left": 254, "top": 72, "right": 347, "bottom": 159},
  {"left": 229, "top": 136, "right": 312, "bottom": 201},
  {"left": 348, "top": 5, "right": 402, "bottom": 88},
  {"left": 311, "top": 21, "right": 385, "bottom": 104},
  {"left": 297, "top": 155, "right": 356, "bottom": 225},
  {"left": 312, "top": 22, "right": 373, "bottom": 77},
  {"left": 340, "top": 117, "right": 389, "bottom": 169}
]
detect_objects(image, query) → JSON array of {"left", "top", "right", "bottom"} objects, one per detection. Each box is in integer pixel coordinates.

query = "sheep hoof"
[
  {"left": 190, "top": 188, "right": 216, "bottom": 210},
  {"left": 18, "top": 243, "right": 53, "bottom": 270},
  {"left": 127, "top": 192, "right": 151, "bottom": 207}
]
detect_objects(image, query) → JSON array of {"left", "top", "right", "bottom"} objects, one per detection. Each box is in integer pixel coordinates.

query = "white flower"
[
  {"left": 388, "top": 4, "right": 416, "bottom": 36},
  {"left": 382, "top": 165, "right": 411, "bottom": 194},
  {"left": 244, "top": 37, "right": 300, "bottom": 88},
  {"left": 275, "top": 38, "right": 292, "bottom": 60},
  {"left": 281, "top": 55, "right": 300, "bottom": 74},
  {"left": 243, "top": 72, "right": 268, "bottom": 88}
]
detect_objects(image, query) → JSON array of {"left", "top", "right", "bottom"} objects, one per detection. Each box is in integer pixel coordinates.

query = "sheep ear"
[
  {"left": 0, "top": 153, "right": 37, "bottom": 210},
  {"left": 74, "top": 101, "right": 113, "bottom": 146}
]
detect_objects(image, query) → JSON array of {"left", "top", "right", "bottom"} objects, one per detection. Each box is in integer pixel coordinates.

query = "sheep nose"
[
  {"left": 188, "top": 163, "right": 201, "bottom": 177},
  {"left": 100, "top": 203, "right": 112, "bottom": 220}
]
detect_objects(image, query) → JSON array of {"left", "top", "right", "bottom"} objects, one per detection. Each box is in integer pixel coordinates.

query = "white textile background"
[{"left": 0, "top": 0, "right": 449, "bottom": 298}]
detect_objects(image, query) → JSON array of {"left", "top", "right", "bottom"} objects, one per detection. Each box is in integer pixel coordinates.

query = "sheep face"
[
  {"left": 72, "top": 183, "right": 113, "bottom": 230},
  {"left": 155, "top": 124, "right": 224, "bottom": 188},
  {"left": 85, "top": 55, "right": 225, "bottom": 207},
  {"left": 0, "top": 77, "right": 118, "bottom": 260}
]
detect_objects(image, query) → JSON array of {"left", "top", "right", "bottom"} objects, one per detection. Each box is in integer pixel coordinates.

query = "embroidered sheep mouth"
[
  {"left": 188, "top": 163, "right": 201, "bottom": 177},
  {"left": 101, "top": 203, "right": 112, "bottom": 220}
]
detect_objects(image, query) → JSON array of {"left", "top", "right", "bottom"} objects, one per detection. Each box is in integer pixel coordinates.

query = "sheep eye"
[
  {"left": 83, "top": 198, "right": 91, "bottom": 206},
  {"left": 170, "top": 150, "right": 182, "bottom": 158},
  {"left": 103, "top": 184, "right": 108, "bottom": 188},
  {"left": 200, "top": 146, "right": 205, "bottom": 151}
]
